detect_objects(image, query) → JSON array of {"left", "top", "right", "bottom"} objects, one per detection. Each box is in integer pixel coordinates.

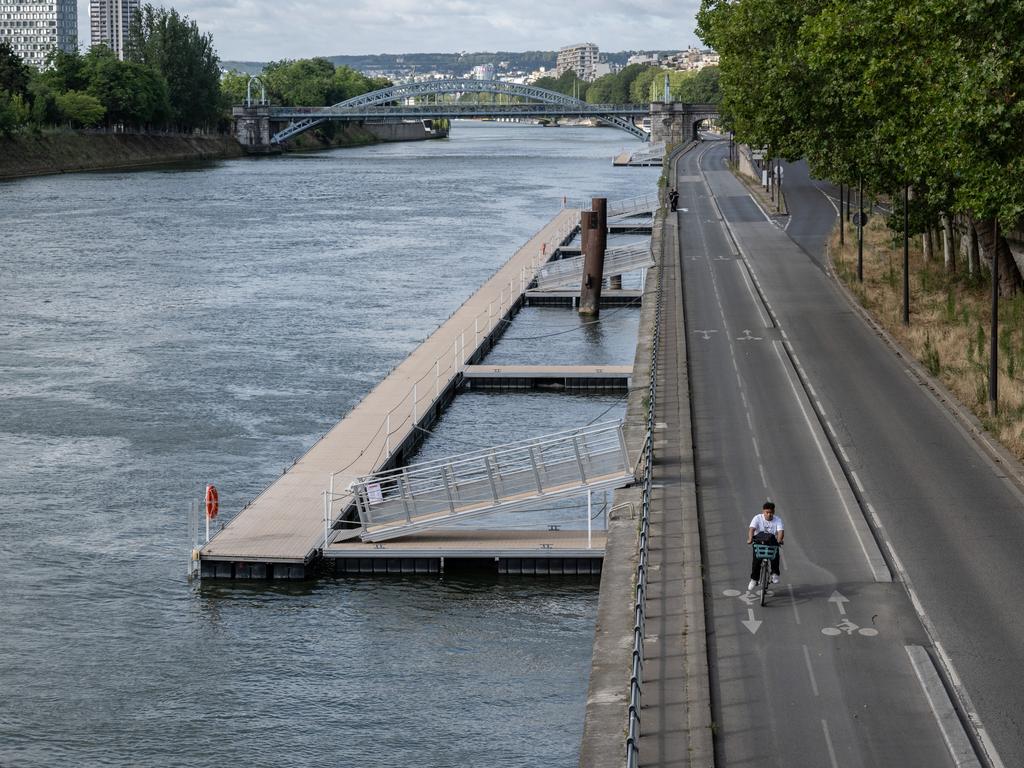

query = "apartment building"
[
  {"left": 556, "top": 42, "right": 599, "bottom": 81},
  {"left": 89, "top": 0, "right": 137, "bottom": 59},
  {"left": 0, "top": 0, "right": 76, "bottom": 68}
]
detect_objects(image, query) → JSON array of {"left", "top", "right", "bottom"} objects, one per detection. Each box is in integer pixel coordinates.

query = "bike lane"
[{"left": 679, "top": 142, "right": 976, "bottom": 768}]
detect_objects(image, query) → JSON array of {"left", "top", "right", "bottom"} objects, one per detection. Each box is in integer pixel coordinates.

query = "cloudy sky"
[{"left": 77, "top": 0, "right": 705, "bottom": 62}]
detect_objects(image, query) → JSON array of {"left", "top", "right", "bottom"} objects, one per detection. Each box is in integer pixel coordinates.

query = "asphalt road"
[{"left": 673, "top": 140, "right": 1020, "bottom": 767}]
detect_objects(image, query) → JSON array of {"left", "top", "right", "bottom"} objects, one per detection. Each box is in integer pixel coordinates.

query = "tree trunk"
[
  {"left": 975, "top": 218, "right": 1021, "bottom": 297},
  {"left": 942, "top": 212, "right": 955, "bottom": 273},
  {"left": 967, "top": 221, "right": 980, "bottom": 277},
  {"left": 923, "top": 225, "right": 933, "bottom": 263}
]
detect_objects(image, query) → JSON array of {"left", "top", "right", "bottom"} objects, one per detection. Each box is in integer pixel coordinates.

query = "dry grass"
[{"left": 831, "top": 217, "right": 1024, "bottom": 459}]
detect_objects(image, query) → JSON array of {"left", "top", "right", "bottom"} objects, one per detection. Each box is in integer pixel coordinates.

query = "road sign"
[{"left": 852, "top": 211, "right": 869, "bottom": 227}]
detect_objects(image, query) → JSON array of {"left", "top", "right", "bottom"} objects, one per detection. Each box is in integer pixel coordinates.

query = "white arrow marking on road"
[
  {"left": 742, "top": 609, "right": 762, "bottom": 634},
  {"left": 828, "top": 591, "right": 849, "bottom": 615},
  {"left": 693, "top": 329, "right": 718, "bottom": 340}
]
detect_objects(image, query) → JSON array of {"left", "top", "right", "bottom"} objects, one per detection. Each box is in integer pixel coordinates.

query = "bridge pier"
[
  {"left": 232, "top": 105, "right": 280, "bottom": 154},
  {"left": 649, "top": 102, "right": 696, "bottom": 146}
]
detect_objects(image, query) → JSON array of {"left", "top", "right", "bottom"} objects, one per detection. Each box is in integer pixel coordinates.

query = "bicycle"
[{"left": 752, "top": 541, "right": 780, "bottom": 606}]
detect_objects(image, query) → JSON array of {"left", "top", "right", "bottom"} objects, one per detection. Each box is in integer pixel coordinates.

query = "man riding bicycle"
[{"left": 747, "top": 501, "right": 784, "bottom": 592}]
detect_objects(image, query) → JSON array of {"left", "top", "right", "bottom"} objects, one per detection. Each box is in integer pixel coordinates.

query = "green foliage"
[
  {"left": 0, "top": 89, "right": 29, "bottom": 136},
  {"left": 127, "top": 4, "right": 221, "bottom": 129},
  {"left": 697, "top": 0, "right": 1024, "bottom": 234},
  {"left": 0, "top": 40, "right": 31, "bottom": 97},
  {"left": 533, "top": 70, "right": 588, "bottom": 101},
  {"left": 944, "top": 289, "right": 957, "bottom": 323},
  {"left": 585, "top": 64, "right": 653, "bottom": 105},
  {"left": 260, "top": 58, "right": 390, "bottom": 107},
  {"left": 83, "top": 45, "right": 171, "bottom": 128},
  {"left": 55, "top": 90, "right": 106, "bottom": 127}
]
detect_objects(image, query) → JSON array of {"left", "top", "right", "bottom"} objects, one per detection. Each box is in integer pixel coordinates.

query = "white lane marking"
[
  {"left": 802, "top": 644, "right": 819, "bottom": 696},
  {"left": 736, "top": 260, "right": 771, "bottom": 328},
  {"left": 877, "top": 519, "right": 1006, "bottom": 768},
  {"left": 788, "top": 583, "right": 801, "bottom": 624},
  {"left": 748, "top": 193, "right": 774, "bottom": 223},
  {"left": 816, "top": 186, "right": 841, "bottom": 216},
  {"left": 828, "top": 590, "right": 849, "bottom": 615},
  {"left": 741, "top": 608, "right": 762, "bottom": 634},
  {"left": 821, "top": 719, "right": 840, "bottom": 768},
  {"left": 771, "top": 340, "right": 886, "bottom": 580},
  {"left": 905, "top": 646, "right": 983, "bottom": 768},
  {"left": 850, "top": 471, "right": 864, "bottom": 494}
]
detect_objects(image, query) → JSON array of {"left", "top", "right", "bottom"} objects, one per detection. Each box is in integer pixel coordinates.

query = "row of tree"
[
  {"left": 220, "top": 57, "right": 389, "bottom": 109},
  {"left": 1, "top": 4, "right": 222, "bottom": 135},
  {"left": 533, "top": 64, "right": 721, "bottom": 106},
  {"left": 696, "top": 0, "right": 1022, "bottom": 267}
]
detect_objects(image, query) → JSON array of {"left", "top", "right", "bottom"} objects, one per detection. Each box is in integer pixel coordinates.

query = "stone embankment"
[
  {"left": 0, "top": 132, "right": 244, "bottom": 180},
  {"left": 0, "top": 121, "right": 447, "bottom": 180}
]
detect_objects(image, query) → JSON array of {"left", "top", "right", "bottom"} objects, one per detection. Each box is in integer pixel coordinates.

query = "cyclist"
[{"left": 747, "top": 501, "right": 784, "bottom": 592}]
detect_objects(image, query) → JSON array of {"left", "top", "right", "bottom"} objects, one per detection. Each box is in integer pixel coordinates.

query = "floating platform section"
[
  {"left": 198, "top": 209, "right": 581, "bottom": 570},
  {"left": 326, "top": 529, "right": 605, "bottom": 576},
  {"left": 525, "top": 289, "right": 642, "bottom": 307},
  {"left": 462, "top": 364, "right": 631, "bottom": 391}
]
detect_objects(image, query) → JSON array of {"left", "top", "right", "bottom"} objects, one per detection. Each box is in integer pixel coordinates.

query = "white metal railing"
[
  {"left": 533, "top": 241, "right": 654, "bottom": 291},
  {"left": 565, "top": 194, "right": 659, "bottom": 218},
  {"left": 344, "top": 421, "right": 633, "bottom": 542}
]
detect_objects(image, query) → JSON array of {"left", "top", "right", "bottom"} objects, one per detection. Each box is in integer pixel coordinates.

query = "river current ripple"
[{"left": 0, "top": 122, "right": 659, "bottom": 767}]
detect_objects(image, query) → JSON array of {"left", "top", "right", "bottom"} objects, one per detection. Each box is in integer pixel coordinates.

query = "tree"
[
  {"left": 55, "top": 90, "right": 106, "bottom": 127},
  {"left": 83, "top": 45, "right": 171, "bottom": 128},
  {"left": 0, "top": 89, "right": 29, "bottom": 136},
  {"left": 127, "top": 4, "right": 221, "bottom": 130},
  {"left": 0, "top": 40, "right": 31, "bottom": 97}
]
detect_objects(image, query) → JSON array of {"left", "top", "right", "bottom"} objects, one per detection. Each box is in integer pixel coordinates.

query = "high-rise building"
[
  {"left": 0, "top": 0, "right": 77, "bottom": 68},
  {"left": 556, "top": 42, "right": 600, "bottom": 82},
  {"left": 89, "top": 0, "right": 137, "bottom": 60}
]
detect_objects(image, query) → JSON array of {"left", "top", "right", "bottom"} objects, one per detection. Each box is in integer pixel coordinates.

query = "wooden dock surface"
[{"left": 200, "top": 209, "right": 581, "bottom": 565}]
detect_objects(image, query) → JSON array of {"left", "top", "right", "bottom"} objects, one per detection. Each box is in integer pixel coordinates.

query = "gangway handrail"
[
  {"left": 345, "top": 420, "right": 633, "bottom": 542},
  {"left": 353, "top": 419, "right": 625, "bottom": 482}
]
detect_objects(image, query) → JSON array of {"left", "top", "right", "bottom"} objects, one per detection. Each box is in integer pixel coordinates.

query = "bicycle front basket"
[{"left": 753, "top": 543, "right": 778, "bottom": 560}]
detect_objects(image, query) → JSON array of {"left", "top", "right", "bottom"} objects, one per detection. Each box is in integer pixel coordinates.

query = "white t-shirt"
[{"left": 749, "top": 513, "right": 784, "bottom": 537}]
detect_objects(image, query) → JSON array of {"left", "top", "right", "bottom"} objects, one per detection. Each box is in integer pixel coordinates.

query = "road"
[{"left": 670, "top": 140, "right": 1022, "bottom": 767}]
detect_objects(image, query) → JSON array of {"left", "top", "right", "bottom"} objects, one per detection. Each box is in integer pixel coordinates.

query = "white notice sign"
[{"left": 367, "top": 482, "right": 384, "bottom": 505}]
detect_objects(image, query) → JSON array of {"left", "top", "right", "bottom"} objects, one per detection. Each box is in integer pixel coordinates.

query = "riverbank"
[
  {"left": 0, "top": 132, "right": 245, "bottom": 180},
  {"left": 0, "top": 121, "right": 448, "bottom": 180}
]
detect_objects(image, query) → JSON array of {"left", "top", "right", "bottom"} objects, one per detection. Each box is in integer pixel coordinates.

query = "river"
[{"left": 0, "top": 121, "right": 660, "bottom": 767}]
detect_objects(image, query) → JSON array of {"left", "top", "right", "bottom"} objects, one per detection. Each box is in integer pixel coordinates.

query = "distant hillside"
[{"left": 222, "top": 50, "right": 676, "bottom": 77}]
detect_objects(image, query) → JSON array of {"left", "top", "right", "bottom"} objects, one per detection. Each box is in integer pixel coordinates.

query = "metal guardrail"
[
  {"left": 626, "top": 145, "right": 683, "bottom": 768},
  {"left": 567, "top": 193, "right": 659, "bottom": 219},
  {"left": 347, "top": 421, "right": 633, "bottom": 542},
  {"left": 626, "top": 140, "right": 694, "bottom": 768},
  {"left": 533, "top": 241, "right": 654, "bottom": 291}
]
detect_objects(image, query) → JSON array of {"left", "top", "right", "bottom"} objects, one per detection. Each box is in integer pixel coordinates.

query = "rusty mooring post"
[{"left": 579, "top": 198, "right": 607, "bottom": 316}]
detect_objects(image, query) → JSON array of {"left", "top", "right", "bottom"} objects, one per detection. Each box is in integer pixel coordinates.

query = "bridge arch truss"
[{"left": 271, "top": 79, "right": 652, "bottom": 144}]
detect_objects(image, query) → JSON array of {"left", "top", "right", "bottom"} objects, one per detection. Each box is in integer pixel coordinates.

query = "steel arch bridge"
[{"left": 269, "top": 79, "right": 653, "bottom": 144}]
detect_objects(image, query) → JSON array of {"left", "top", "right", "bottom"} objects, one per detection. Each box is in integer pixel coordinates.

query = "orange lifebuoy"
[{"left": 205, "top": 484, "right": 219, "bottom": 519}]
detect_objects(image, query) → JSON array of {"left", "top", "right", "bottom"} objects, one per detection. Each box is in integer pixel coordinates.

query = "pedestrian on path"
[{"left": 669, "top": 187, "right": 679, "bottom": 212}]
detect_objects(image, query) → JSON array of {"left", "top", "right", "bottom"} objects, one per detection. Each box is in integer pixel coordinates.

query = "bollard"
[{"left": 579, "top": 198, "right": 607, "bottom": 316}]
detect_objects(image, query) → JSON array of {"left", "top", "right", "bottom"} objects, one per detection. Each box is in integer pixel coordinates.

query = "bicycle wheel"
[{"left": 759, "top": 559, "right": 769, "bottom": 606}]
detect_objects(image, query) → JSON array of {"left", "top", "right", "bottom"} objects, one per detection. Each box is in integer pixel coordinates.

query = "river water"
[{"left": 0, "top": 121, "right": 659, "bottom": 767}]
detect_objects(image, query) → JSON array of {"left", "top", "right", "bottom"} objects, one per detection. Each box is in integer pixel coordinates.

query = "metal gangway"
[
  {"left": 568, "top": 193, "right": 659, "bottom": 219},
  {"left": 533, "top": 241, "right": 654, "bottom": 291},
  {"left": 338, "top": 421, "right": 634, "bottom": 543}
]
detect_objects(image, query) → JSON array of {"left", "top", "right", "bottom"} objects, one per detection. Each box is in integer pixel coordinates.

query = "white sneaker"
[
  {"left": 771, "top": 574, "right": 780, "bottom": 584},
  {"left": 747, "top": 580, "right": 757, "bottom": 592}
]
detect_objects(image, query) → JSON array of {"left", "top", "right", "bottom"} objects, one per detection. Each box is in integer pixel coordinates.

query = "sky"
[{"left": 76, "top": 0, "right": 705, "bottom": 62}]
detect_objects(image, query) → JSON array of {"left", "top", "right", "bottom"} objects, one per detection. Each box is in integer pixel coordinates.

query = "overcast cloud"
[{"left": 76, "top": 0, "right": 704, "bottom": 62}]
